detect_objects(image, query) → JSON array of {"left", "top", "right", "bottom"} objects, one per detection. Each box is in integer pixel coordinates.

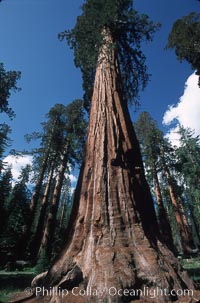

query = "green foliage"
[
  {"left": 134, "top": 111, "right": 163, "bottom": 170},
  {"left": 0, "top": 62, "right": 21, "bottom": 170},
  {"left": 59, "top": 0, "right": 159, "bottom": 110},
  {"left": 64, "top": 99, "right": 87, "bottom": 165},
  {"left": 0, "top": 124, "right": 11, "bottom": 159},
  {"left": 30, "top": 99, "right": 87, "bottom": 176},
  {"left": 135, "top": 113, "right": 176, "bottom": 180},
  {"left": 0, "top": 165, "right": 32, "bottom": 261},
  {"left": 176, "top": 126, "right": 200, "bottom": 188},
  {"left": 182, "top": 258, "right": 200, "bottom": 270},
  {"left": 0, "top": 167, "right": 12, "bottom": 201},
  {"left": 0, "top": 62, "right": 21, "bottom": 119},
  {"left": 175, "top": 126, "right": 200, "bottom": 241},
  {"left": 0, "top": 167, "right": 12, "bottom": 233},
  {"left": 23, "top": 100, "right": 86, "bottom": 263},
  {"left": 0, "top": 123, "right": 11, "bottom": 172},
  {"left": 135, "top": 112, "right": 177, "bottom": 250},
  {"left": 135, "top": 113, "right": 200, "bottom": 254},
  {"left": 167, "top": 12, "right": 200, "bottom": 85}
]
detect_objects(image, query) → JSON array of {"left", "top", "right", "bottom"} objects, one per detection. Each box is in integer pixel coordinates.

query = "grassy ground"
[
  {"left": 0, "top": 270, "right": 36, "bottom": 303},
  {"left": 182, "top": 258, "right": 200, "bottom": 269},
  {"left": 182, "top": 258, "right": 200, "bottom": 282},
  {"left": 1, "top": 261, "right": 200, "bottom": 303}
]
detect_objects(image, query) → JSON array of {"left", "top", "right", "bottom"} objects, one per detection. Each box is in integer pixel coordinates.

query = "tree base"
[{"left": 9, "top": 240, "right": 196, "bottom": 303}]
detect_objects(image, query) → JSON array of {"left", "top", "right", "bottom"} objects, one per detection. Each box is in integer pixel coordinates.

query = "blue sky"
[
  {"left": 0, "top": 0, "right": 200, "bottom": 177},
  {"left": 133, "top": 1, "right": 199, "bottom": 118}
]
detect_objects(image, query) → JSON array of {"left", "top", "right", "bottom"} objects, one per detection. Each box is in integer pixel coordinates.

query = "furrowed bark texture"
[{"left": 19, "top": 32, "right": 193, "bottom": 303}]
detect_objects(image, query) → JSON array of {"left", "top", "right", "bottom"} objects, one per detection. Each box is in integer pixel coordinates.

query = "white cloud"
[
  {"left": 3, "top": 154, "right": 33, "bottom": 182},
  {"left": 68, "top": 174, "right": 78, "bottom": 184},
  {"left": 163, "top": 73, "right": 200, "bottom": 146},
  {"left": 4, "top": 155, "right": 78, "bottom": 193},
  {"left": 69, "top": 187, "right": 76, "bottom": 195}
]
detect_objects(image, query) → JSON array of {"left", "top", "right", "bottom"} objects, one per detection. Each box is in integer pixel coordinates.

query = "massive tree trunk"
[{"left": 18, "top": 31, "right": 193, "bottom": 303}]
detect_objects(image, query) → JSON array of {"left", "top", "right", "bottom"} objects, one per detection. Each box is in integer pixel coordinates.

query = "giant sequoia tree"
[{"left": 20, "top": 1, "right": 193, "bottom": 303}]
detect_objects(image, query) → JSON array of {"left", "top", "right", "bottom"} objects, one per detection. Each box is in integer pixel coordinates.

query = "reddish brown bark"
[
  {"left": 165, "top": 167, "right": 193, "bottom": 254},
  {"left": 16, "top": 31, "right": 193, "bottom": 303},
  {"left": 30, "top": 160, "right": 55, "bottom": 261}
]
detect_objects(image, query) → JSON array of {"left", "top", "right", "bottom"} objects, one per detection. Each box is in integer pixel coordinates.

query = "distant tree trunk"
[
  {"left": 164, "top": 166, "right": 193, "bottom": 254},
  {"left": 30, "top": 159, "right": 56, "bottom": 262},
  {"left": 29, "top": 156, "right": 49, "bottom": 214},
  {"left": 178, "top": 197, "right": 196, "bottom": 250},
  {"left": 38, "top": 141, "right": 70, "bottom": 260},
  {"left": 29, "top": 118, "right": 59, "bottom": 217},
  {"left": 59, "top": 197, "right": 66, "bottom": 230},
  {"left": 59, "top": 183, "right": 69, "bottom": 229},
  {"left": 189, "top": 203, "right": 200, "bottom": 248},
  {"left": 193, "top": 198, "right": 200, "bottom": 236},
  {"left": 24, "top": 121, "right": 60, "bottom": 257},
  {"left": 23, "top": 154, "right": 49, "bottom": 252},
  {"left": 152, "top": 166, "right": 174, "bottom": 252},
  {"left": 20, "top": 30, "right": 193, "bottom": 303}
]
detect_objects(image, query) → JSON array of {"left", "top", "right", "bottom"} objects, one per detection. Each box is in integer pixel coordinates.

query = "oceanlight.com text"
[{"left": 34, "top": 286, "right": 194, "bottom": 299}]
